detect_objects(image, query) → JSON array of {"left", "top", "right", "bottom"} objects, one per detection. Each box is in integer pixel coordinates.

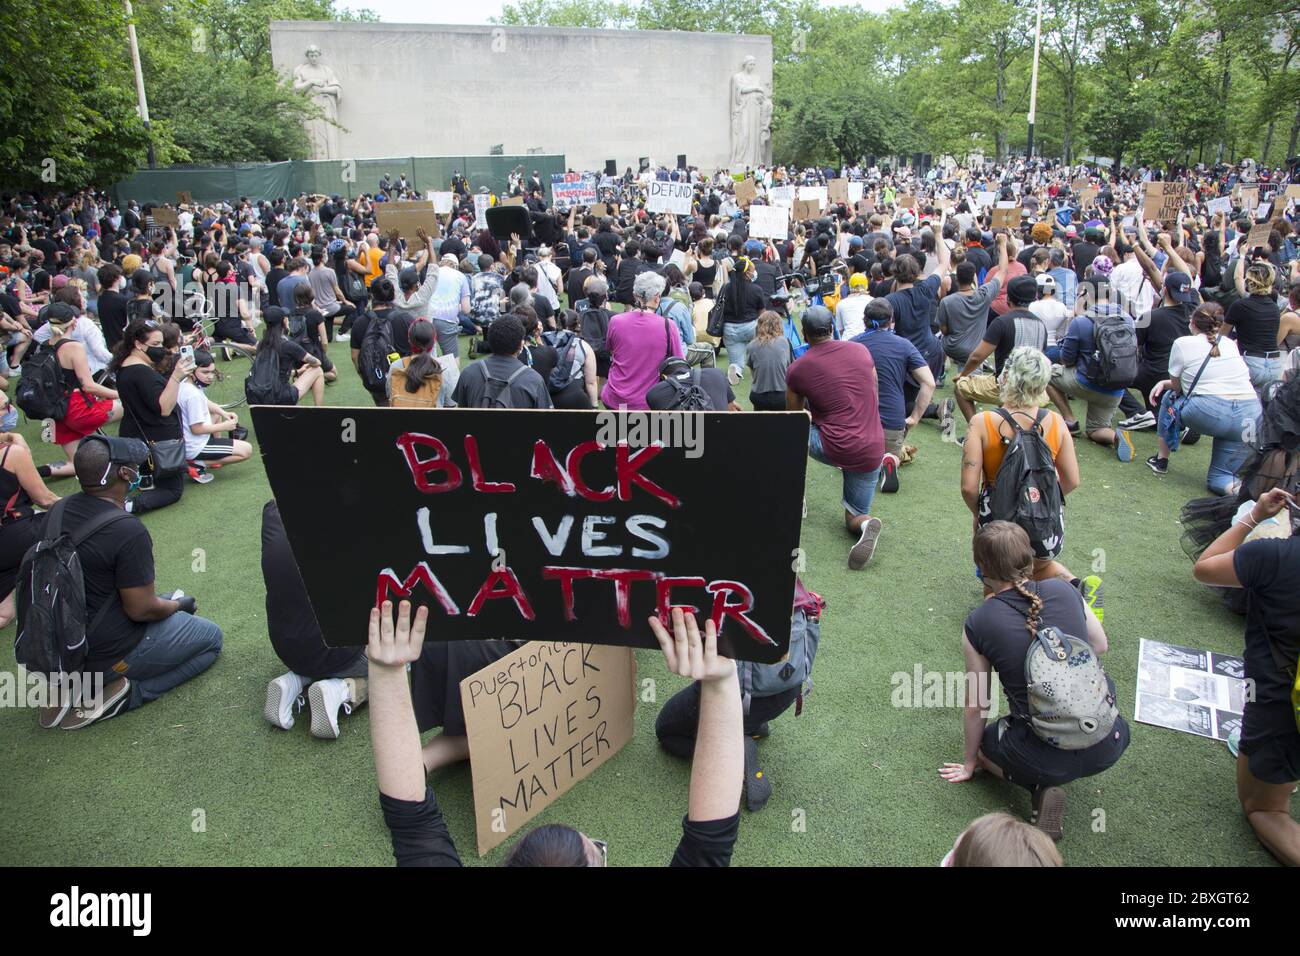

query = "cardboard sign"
[
  {"left": 734, "top": 177, "right": 758, "bottom": 209},
  {"left": 502, "top": 196, "right": 525, "bottom": 207},
  {"left": 975, "top": 191, "right": 996, "bottom": 209},
  {"left": 991, "top": 206, "right": 1021, "bottom": 229},
  {"left": 376, "top": 203, "right": 440, "bottom": 243},
  {"left": 827, "top": 178, "right": 849, "bottom": 206},
  {"left": 1286, "top": 184, "right": 1300, "bottom": 201},
  {"left": 1143, "top": 182, "right": 1186, "bottom": 225},
  {"left": 856, "top": 200, "right": 875, "bottom": 217},
  {"left": 895, "top": 194, "right": 916, "bottom": 210},
  {"left": 590, "top": 203, "right": 612, "bottom": 219},
  {"left": 933, "top": 197, "right": 952, "bottom": 211},
  {"left": 768, "top": 185, "right": 794, "bottom": 208},
  {"left": 176, "top": 191, "right": 193, "bottom": 206},
  {"left": 429, "top": 191, "right": 455, "bottom": 214},
  {"left": 645, "top": 180, "right": 693, "bottom": 215},
  {"left": 748, "top": 203, "right": 790, "bottom": 240},
  {"left": 1244, "top": 222, "right": 1273, "bottom": 252},
  {"left": 1237, "top": 185, "right": 1258, "bottom": 214},
  {"left": 1206, "top": 195, "right": 1232, "bottom": 218},
  {"left": 1071, "top": 179, "right": 1089, "bottom": 192},
  {"left": 797, "top": 185, "right": 828, "bottom": 207},
  {"left": 152, "top": 207, "right": 179, "bottom": 228},
  {"left": 461, "top": 641, "right": 635, "bottom": 856},
  {"left": 1078, "top": 187, "right": 1099, "bottom": 208},
  {"left": 792, "top": 198, "right": 821, "bottom": 221},
  {"left": 473, "top": 194, "right": 490, "bottom": 229},
  {"left": 551, "top": 173, "right": 597, "bottom": 208},
  {"left": 252, "top": 407, "right": 809, "bottom": 663}
]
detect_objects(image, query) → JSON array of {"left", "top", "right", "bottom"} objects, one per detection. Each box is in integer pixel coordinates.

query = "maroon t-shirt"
[{"left": 786, "top": 340, "right": 885, "bottom": 472}]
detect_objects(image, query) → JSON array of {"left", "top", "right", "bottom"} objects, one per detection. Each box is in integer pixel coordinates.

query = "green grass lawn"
[{"left": 0, "top": 333, "right": 1285, "bottom": 867}]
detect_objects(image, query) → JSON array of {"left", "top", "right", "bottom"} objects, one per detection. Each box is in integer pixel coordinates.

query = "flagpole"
[
  {"left": 124, "top": 0, "right": 155, "bottom": 168},
  {"left": 1027, "top": 0, "right": 1043, "bottom": 160}
]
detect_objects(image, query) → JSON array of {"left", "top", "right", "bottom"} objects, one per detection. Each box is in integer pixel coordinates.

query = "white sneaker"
[
  {"left": 727, "top": 363, "right": 743, "bottom": 386},
  {"left": 1119, "top": 410, "right": 1156, "bottom": 430},
  {"left": 309, "top": 678, "right": 360, "bottom": 739},
  {"left": 264, "top": 672, "right": 309, "bottom": 730}
]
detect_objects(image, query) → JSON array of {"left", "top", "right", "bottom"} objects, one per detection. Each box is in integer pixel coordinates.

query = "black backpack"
[
  {"left": 244, "top": 346, "right": 282, "bottom": 405},
  {"left": 1090, "top": 312, "right": 1138, "bottom": 389},
  {"left": 660, "top": 370, "right": 715, "bottom": 410},
  {"left": 541, "top": 330, "right": 583, "bottom": 392},
  {"left": 287, "top": 308, "right": 314, "bottom": 349},
  {"left": 358, "top": 309, "right": 397, "bottom": 391},
  {"left": 15, "top": 339, "right": 75, "bottom": 420},
  {"left": 481, "top": 364, "right": 528, "bottom": 408},
  {"left": 14, "top": 498, "right": 132, "bottom": 676},
  {"left": 985, "top": 409, "right": 1064, "bottom": 551}
]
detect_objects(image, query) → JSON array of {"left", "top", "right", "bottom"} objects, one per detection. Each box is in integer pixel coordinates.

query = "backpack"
[
  {"left": 358, "top": 310, "right": 397, "bottom": 391},
  {"left": 737, "top": 583, "right": 825, "bottom": 713},
  {"left": 287, "top": 308, "right": 314, "bottom": 349},
  {"left": 985, "top": 409, "right": 1064, "bottom": 552},
  {"left": 541, "top": 329, "right": 583, "bottom": 392},
  {"left": 14, "top": 498, "right": 133, "bottom": 676},
  {"left": 1089, "top": 311, "right": 1138, "bottom": 389},
  {"left": 995, "top": 590, "right": 1120, "bottom": 749},
  {"left": 481, "top": 364, "right": 529, "bottom": 408},
  {"left": 244, "top": 346, "right": 282, "bottom": 405},
  {"left": 659, "top": 370, "right": 715, "bottom": 410},
  {"left": 15, "top": 338, "right": 75, "bottom": 420}
]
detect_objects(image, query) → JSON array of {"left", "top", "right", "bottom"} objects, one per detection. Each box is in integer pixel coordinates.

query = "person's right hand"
[
  {"left": 939, "top": 761, "right": 975, "bottom": 783},
  {"left": 172, "top": 356, "right": 195, "bottom": 380},
  {"left": 1250, "top": 487, "right": 1295, "bottom": 524},
  {"left": 649, "top": 608, "right": 735, "bottom": 684},
  {"left": 1148, "top": 379, "right": 1170, "bottom": 406},
  {"left": 367, "top": 599, "right": 428, "bottom": 670}
]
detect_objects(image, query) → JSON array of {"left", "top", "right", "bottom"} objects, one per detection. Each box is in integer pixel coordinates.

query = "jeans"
[
  {"left": 1178, "top": 394, "right": 1261, "bottom": 495},
  {"left": 655, "top": 680, "right": 799, "bottom": 759},
  {"left": 432, "top": 318, "right": 461, "bottom": 358},
  {"left": 117, "top": 612, "right": 224, "bottom": 710},
  {"left": 722, "top": 320, "right": 757, "bottom": 371},
  {"left": 809, "top": 425, "right": 881, "bottom": 516},
  {"left": 1242, "top": 354, "right": 1283, "bottom": 402}
]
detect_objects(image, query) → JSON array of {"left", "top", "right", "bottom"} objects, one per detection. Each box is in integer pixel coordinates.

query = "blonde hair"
[
  {"left": 1245, "top": 262, "right": 1274, "bottom": 297},
  {"left": 998, "top": 346, "right": 1051, "bottom": 408},
  {"left": 951, "top": 813, "right": 1064, "bottom": 867},
  {"left": 753, "top": 309, "right": 783, "bottom": 345}
]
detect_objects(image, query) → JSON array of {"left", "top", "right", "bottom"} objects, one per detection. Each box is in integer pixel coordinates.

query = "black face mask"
[{"left": 145, "top": 345, "right": 168, "bottom": 363}]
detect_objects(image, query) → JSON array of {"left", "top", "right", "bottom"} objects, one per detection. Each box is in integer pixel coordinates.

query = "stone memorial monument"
[{"left": 292, "top": 44, "right": 343, "bottom": 160}]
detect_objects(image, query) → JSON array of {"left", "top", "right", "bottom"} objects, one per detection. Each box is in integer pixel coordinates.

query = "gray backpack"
[
  {"left": 1017, "top": 619, "right": 1119, "bottom": 750},
  {"left": 737, "top": 586, "right": 824, "bottom": 715}
]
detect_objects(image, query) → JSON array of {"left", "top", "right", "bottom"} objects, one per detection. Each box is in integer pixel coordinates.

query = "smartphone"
[{"left": 180, "top": 345, "right": 194, "bottom": 364}]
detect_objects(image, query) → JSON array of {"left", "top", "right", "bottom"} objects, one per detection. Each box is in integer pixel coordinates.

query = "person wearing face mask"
[
  {"left": 31, "top": 435, "right": 223, "bottom": 730},
  {"left": 176, "top": 350, "right": 251, "bottom": 480},
  {"left": 107, "top": 318, "right": 194, "bottom": 515}
]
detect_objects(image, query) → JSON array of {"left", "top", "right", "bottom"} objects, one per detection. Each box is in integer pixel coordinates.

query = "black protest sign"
[{"left": 252, "top": 407, "right": 810, "bottom": 663}]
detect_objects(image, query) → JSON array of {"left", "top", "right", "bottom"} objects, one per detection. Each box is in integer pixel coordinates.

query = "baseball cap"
[
  {"left": 744, "top": 240, "right": 764, "bottom": 257},
  {"left": 658, "top": 356, "right": 692, "bottom": 380},
  {"left": 849, "top": 273, "right": 869, "bottom": 290},
  {"left": 801, "top": 304, "right": 834, "bottom": 336},
  {"left": 1065, "top": 224, "right": 1078, "bottom": 238},
  {"left": 78, "top": 434, "right": 149, "bottom": 485},
  {"left": 1008, "top": 274, "right": 1040, "bottom": 306},
  {"left": 1164, "top": 271, "right": 1195, "bottom": 303},
  {"left": 1035, "top": 273, "right": 1056, "bottom": 294},
  {"left": 1088, "top": 254, "right": 1114, "bottom": 277},
  {"left": 895, "top": 225, "right": 912, "bottom": 241}
]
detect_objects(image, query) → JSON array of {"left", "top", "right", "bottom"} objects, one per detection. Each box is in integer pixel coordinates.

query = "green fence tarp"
[{"left": 112, "top": 155, "right": 567, "bottom": 207}]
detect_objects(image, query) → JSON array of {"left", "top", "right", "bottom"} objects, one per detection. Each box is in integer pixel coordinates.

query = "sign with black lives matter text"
[{"left": 251, "top": 408, "right": 809, "bottom": 663}]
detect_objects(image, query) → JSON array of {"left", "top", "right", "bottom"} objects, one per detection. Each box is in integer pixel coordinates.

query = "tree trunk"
[
  {"left": 1289, "top": 103, "right": 1300, "bottom": 160},
  {"left": 994, "top": 35, "right": 1007, "bottom": 161},
  {"left": 1214, "top": 29, "right": 1229, "bottom": 164}
]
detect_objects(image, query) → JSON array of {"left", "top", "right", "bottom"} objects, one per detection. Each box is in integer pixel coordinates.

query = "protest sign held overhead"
[
  {"left": 461, "top": 641, "right": 636, "bottom": 856},
  {"left": 645, "top": 180, "right": 693, "bottom": 215},
  {"left": 734, "top": 177, "right": 758, "bottom": 208},
  {"left": 792, "top": 198, "right": 821, "bottom": 221},
  {"left": 748, "top": 203, "right": 790, "bottom": 240},
  {"left": 473, "top": 193, "right": 490, "bottom": 229},
  {"left": 551, "top": 172, "right": 597, "bottom": 208},
  {"left": 1142, "top": 181, "right": 1186, "bottom": 226},
  {"left": 376, "top": 202, "right": 440, "bottom": 242},
  {"left": 991, "top": 206, "right": 1021, "bottom": 229},
  {"left": 428, "top": 190, "right": 454, "bottom": 214},
  {"left": 252, "top": 407, "right": 809, "bottom": 663},
  {"left": 827, "top": 178, "right": 849, "bottom": 206}
]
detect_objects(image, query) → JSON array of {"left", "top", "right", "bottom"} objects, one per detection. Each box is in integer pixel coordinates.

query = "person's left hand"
[
  {"left": 1250, "top": 487, "right": 1295, "bottom": 524},
  {"left": 939, "top": 761, "right": 976, "bottom": 783},
  {"left": 649, "top": 608, "right": 735, "bottom": 684},
  {"left": 367, "top": 599, "right": 428, "bottom": 670}
]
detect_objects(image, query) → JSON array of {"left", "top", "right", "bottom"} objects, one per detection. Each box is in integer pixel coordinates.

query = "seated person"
[
  {"left": 645, "top": 356, "right": 737, "bottom": 411},
  {"left": 940, "top": 521, "right": 1129, "bottom": 841},
  {"left": 47, "top": 436, "right": 223, "bottom": 729},
  {"left": 260, "top": 501, "right": 366, "bottom": 740},
  {"left": 178, "top": 350, "right": 251, "bottom": 477},
  {"left": 370, "top": 604, "right": 741, "bottom": 866}
]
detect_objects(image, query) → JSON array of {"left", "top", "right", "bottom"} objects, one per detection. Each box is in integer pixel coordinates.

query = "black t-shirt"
[
  {"left": 964, "top": 245, "right": 993, "bottom": 277},
  {"left": 1234, "top": 539, "right": 1300, "bottom": 714},
  {"left": 718, "top": 280, "right": 766, "bottom": 325},
  {"left": 592, "top": 231, "right": 622, "bottom": 272},
  {"left": 531, "top": 293, "right": 555, "bottom": 328},
  {"left": 1071, "top": 241, "right": 1099, "bottom": 281},
  {"left": 1224, "top": 294, "right": 1281, "bottom": 353},
  {"left": 349, "top": 308, "right": 413, "bottom": 364},
  {"left": 97, "top": 289, "right": 130, "bottom": 350},
  {"left": 380, "top": 785, "right": 738, "bottom": 866},
  {"left": 59, "top": 494, "right": 155, "bottom": 672},
  {"left": 522, "top": 341, "right": 558, "bottom": 386},
  {"left": 272, "top": 338, "right": 309, "bottom": 384},
  {"left": 646, "top": 368, "right": 735, "bottom": 410},
  {"left": 567, "top": 266, "right": 593, "bottom": 307},
  {"left": 982, "top": 308, "right": 1045, "bottom": 374},
  {"left": 261, "top": 501, "right": 360, "bottom": 679},
  {"left": 265, "top": 267, "right": 288, "bottom": 306},
  {"left": 116, "top": 362, "right": 181, "bottom": 441},
  {"left": 964, "top": 578, "right": 1088, "bottom": 719},
  {"left": 1137, "top": 304, "right": 1191, "bottom": 377}
]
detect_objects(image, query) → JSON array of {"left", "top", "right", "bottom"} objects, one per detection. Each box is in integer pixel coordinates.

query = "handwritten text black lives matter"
[{"left": 375, "top": 431, "right": 778, "bottom": 649}]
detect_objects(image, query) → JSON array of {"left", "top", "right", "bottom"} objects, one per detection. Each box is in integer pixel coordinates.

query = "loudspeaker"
[
  {"left": 867, "top": 154, "right": 876, "bottom": 168},
  {"left": 638, "top": 157, "right": 650, "bottom": 173},
  {"left": 485, "top": 204, "right": 532, "bottom": 242},
  {"left": 677, "top": 154, "right": 687, "bottom": 170},
  {"left": 922, "top": 153, "right": 932, "bottom": 171},
  {"left": 605, "top": 159, "right": 617, "bottom": 177},
  {"left": 912, "top": 152, "right": 923, "bottom": 170}
]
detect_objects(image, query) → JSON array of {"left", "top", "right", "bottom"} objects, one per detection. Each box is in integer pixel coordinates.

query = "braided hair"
[
  {"left": 973, "top": 521, "right": 1041, "bottom": 638},
  {"left": 1190, "top": 302, "right": 1223, "bottom": 358}
]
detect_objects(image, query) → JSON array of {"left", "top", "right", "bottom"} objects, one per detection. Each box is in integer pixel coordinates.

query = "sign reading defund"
[{"left": 252, "top": 408, "right": 809, "bottom": 663}]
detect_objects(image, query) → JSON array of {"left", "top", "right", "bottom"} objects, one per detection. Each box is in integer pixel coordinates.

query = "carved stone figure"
[
  {"left": 729, "top": 56, "right": 770, "bottom": 168},
  {"left": 292, "top": 45, "right": 342, "bottom": 160}
]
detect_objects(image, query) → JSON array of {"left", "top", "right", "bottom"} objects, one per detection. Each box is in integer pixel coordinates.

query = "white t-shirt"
[
  {"left": 1029, "top": 298, "right": 1072, "bottom": 345},
  {"left": 34, "top": 318, "right": 112, "bottom": 374},
  {"left": 1110, "top": 257, "right": 1154, "bottom": 319},
  {"left": 177, "top": 380, "right": 213, "bottom": 459},
  {"left": 1167, "top": 335, "right": 1256, "bottom": 400},
  {"left": 835, "top": 294, "right": 871, "bottom": 340}
]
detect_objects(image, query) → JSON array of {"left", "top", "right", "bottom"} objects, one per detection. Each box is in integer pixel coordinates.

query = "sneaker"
[
  {"left": 1146, "top": 455, "right": 1168, "bottom": 475},
  {"left": 1079, "top": 575, "right": 1104, "bottom": 625},
  {"left": 265, "top": 672, "right": 310, "bottom": 730},
  {"left": 742, "top": 736, "right": 772, "bottom": 812},
  {"left": 37, "top": 673, "right": 76, "bottom": 729},
  {"left": 1066, "top": 420, "right": 1081, "bottom": 436},
  {"left": 1119, "top": 410, "right": 1156, "bottom": 430},
  {"left": 879, "top": 454, "right": 900, "bottom": 493},
  {"left": 1114, "top": 429, "right": 1135, "bottom": 462},
  {"left": 801, "top": 496, "right": 807, "bottom": 519},
  {"left": 750, "top": 722, "right": 771, "bottom": 739},
  {"left": 1180, "top": 427, "right": 1201, "bottom": 446},
  {"left": 1030, "top": 785, "right": 1067, "bottom": 842},
  {"left": 61, "top": 677, "right": 130, "bottom": 730},
  {"left": 921, "top": 402, "right": 940, "bottom": 421},
  {"left": 726, "top": 363, "right": 742, "bottom": 386},
  {"left": 848, "top": 516, "right": 883, "bottom": 570},
  {"left": 309, "top": 677, "right": 367, "bottom": 739},
  {"left": 939, "top": 398, "right": 955, "bottom": 434},
  {"left": 36, "top": 464, "right": 53, "bottom": 479}
]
